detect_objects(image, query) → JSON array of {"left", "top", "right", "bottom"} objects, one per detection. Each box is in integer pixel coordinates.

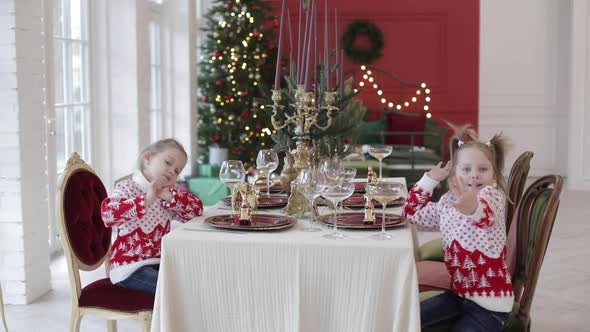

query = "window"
[
  {"left": 54, "top": 0, "right": 91, "bottom": 172},
  {"left": 149, "top": 20, "right": 163, "bottom": 141}
]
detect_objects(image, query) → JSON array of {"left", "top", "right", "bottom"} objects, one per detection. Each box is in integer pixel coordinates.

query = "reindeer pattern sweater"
[
  {"left": 101, "top": 171, "right": 203, "bottom": 284},
  {"left": 403, "top": 174, "right": 514, "bottom": 312}
]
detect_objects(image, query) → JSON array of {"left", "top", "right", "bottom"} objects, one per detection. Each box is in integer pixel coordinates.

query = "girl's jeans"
[
  {"left": 116, "top": 264, "right": 159, "bottom": 295},
  {"left": 421, "top": 291, "right": 509, "bottom": 332}
]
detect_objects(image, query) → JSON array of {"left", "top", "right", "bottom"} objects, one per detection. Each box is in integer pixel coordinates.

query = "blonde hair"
[
  {"left": 137, "top": 138, "right": 187, "bottom": 172},
  {"left": 447, "top": 123, "right": 509, "bottom": 194}
]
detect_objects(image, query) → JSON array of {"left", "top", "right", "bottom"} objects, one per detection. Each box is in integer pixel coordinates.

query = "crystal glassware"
[
  {"left": 321, "top": 182, "right": 355, "bottom": 239},
  {"left": 343, "top": 167, "right": 357, "bottom": 182},
  {"left": 219, "top": 160, "right": 246, "bottom": 220},
  {"left": 256, "top": 149, "right": 279, "bottom": 196},
  {"left": 318, "top": 157, "right": 345, "bottom": 186},
  {"left": 365, "top": 181, "right": 407, "bottom": 240},
  {"left": 368, "top": 145, "right": 393, "bottom": 179},
  {"left": 297, "top": 168, "right": 324, "bottom": 232}
]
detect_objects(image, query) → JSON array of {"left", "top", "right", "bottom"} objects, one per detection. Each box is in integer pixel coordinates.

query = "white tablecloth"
[{"left": 152, "top": 178, "right": 420, "bottom": 332}]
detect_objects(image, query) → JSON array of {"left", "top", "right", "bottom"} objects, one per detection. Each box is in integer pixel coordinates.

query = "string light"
[{"left": 355, "top": 65, "right": 432, "bottom": 118}]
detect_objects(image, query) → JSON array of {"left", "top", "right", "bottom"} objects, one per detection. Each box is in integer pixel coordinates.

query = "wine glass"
[
  {"left": 297, "top": 168, "right": 324, "bottom": 232},
  {"left": 219, "top": 160, "right": 246, "bottom": 219},
  {"left": 365, "top": 181, "right": 407, "bottom": 240},
  {"left": 368, "top": 145, "right": 393, "bottom": 179},
  {"left": 321, "top": 182, "right": 355, "bottom": 239},
  {"left": 343, "top": 167, "right": 357, "bottom": 182},
  {"left": 256, "top": 149, "right": 279, "bottom": 196},
  {"left": 318, "top": 157, "right": 344, "bottom": 186}
]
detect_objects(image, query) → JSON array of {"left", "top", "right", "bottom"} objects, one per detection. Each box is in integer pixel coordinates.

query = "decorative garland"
[{"left": 343, "top": 20, "right": 384, "bottom": 64}]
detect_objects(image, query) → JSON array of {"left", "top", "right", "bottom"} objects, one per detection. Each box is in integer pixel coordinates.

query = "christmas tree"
[{"left": 197, "top": 0, "right": 278, "bottom": 167}]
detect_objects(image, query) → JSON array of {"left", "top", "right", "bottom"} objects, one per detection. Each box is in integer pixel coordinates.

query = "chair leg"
[
  {"left": 69, "top": 308, "right": 81, "bottom": 332},
  {"left": 140, "top": 312, "right": 152, "bottom": 332},
  {"left": 107, "top": 320, "right": 117, "bottom": 332},
  {"left": 0, "top": 282, "right": 7, "bottom": 332}
]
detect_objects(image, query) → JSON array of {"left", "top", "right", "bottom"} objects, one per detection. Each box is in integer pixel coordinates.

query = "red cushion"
[
  {"left": 79, "top": 278, "right": 154, "bottom": 312},
  {"left": 416, "top": 260, "right": 451, "bottom": 292},
  {"left": 64, "top": 171, "right": 111, "bottom": 266},
  {"left": 385, "top": 112, "right": 426, "bottom": 145}
]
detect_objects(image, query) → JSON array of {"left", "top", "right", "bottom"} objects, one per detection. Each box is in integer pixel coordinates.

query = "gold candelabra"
[{"left": 266, "top": 84, "right": 339, "bottom": 215}]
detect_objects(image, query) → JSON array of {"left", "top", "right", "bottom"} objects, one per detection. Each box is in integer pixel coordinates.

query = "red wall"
[{"left": 270, "top": 0, "right": 479, "bottom": 129}]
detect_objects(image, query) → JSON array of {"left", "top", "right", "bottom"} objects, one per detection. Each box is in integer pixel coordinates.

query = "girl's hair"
[
  {"left": 447, "top": 122, "right": 509, "bottom": 194},
  {"left": 137, "top": 138, "right": 187, "bottom": 171}
]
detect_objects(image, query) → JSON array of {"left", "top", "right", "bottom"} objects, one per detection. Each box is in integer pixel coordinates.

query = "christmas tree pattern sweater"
[
  {"left": 403, "top": 174, "right": 514, "bottom": 312},
  {"left": 101, "top": 171, "right": 203, "bottom": 284}
]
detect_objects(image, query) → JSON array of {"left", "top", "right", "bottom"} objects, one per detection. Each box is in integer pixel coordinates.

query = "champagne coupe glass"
[
  {"left": 219, "top": 160, "right": 246, "bottom": 220},
  {"left": 365, "top": 181, "right": 407, "bottom": 240},
  {"left": 297, "top": 168, "right": 324, "bottom": 232},
  {"left": 368, "top": 145, "right": 393, "bottom": 179},
  {"left": 321, "top": 182, "right": 355, "bottom": 239},
  {"left": 256, "top": 149, "right": 279, "bottom": 196}
]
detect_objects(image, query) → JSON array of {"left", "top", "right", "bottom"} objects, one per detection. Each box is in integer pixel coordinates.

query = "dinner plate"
[
  {"left": 354, "top": 182, "right": 367, "bottom": 193},
  {"left": 222, "top": 194, "right": 288, "bottom": 208},
  {"left": 318, "top": 212, "right": 405, "bottom": 229},
  {"left": 205, "top": 214, "right": 297, "bottom": 231},
  {"left": 340, "top": 194, "right": 406, "bottom": 208}
]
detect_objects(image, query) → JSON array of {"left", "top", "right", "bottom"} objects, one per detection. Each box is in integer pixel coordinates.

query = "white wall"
[
  {"left": 479, "top": 0, "right": 571, "bottom": 180},
  {"left": 568, "top": 0, "right": 590, "bottom": 191},
  {"left": 0, "top": 0, "right": 51, "bottom": 304}
]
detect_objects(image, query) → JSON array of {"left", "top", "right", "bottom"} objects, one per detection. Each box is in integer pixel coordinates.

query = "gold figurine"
[
  {"left": 367, "top": 166, "right": 378, "bottom": 184},
  {"left": 363, "top": 193, "right": 375, "bottom": 224}
]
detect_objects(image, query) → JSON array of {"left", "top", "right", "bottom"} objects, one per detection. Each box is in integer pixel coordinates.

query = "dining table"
[{"left": 151, "top": 177, "right": 421, "bottom": 332}]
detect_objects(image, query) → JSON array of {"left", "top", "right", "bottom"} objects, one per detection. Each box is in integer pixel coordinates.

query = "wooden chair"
[
  {"left": 418, "top": 151, "right": 534, "bottom": 262},
  {"left": 57, "top": 153, "right": 153, "bottom": 332},
  {"left": 505, "top": 151, "right": 534, "bottom": 231},
  {"left": 420, "top": 175, "right": 564, "bottom": 332},
  {"left": 0, "top": 281, "right": 7, "bottom": 332}
]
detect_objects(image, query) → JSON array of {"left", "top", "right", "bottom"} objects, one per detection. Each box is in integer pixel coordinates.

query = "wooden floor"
[{"left": 4, "top": 189, "right": 590, "bottom": 331}]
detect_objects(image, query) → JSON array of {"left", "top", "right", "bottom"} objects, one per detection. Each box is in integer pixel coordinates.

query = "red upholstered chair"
[
  {"left": 57, "top": 153, "right": 153, "bottom": 332},
  {"left": 384, "top": 111, "right": 426, "bottom": 146}
]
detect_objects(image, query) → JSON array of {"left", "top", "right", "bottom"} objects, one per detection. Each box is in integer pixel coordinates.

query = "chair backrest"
[
  {"left": 114, "top": 173, "right": 133, "bottom": 187},
  {"left": 505, "top": 151, "right": 534, "bottom": 231},
  {"left": 511, "top": 175, "right": 563, "bottom": 330},
  {"left": 57, "top": 153, "right": 111, "bottom": 302}
]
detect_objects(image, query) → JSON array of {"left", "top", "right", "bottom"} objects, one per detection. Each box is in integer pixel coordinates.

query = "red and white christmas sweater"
[
  {"left": 101, "top": 171, "right": 203, "bottom": 284},
  {"left": 403, "top": 174, "right": 514, "bottom": 312}
]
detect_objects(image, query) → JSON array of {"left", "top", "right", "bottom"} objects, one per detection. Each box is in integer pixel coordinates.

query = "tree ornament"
[
  {"left": 226, "top": 2, "right": 234, "bottom": 10},
  {"left": 213, "top": 134, "right": 222, "bottom": 142},
  {"left": 240, "top": 111, "right": 250, "bottom": 119},
  {"left": 201, "top": 96, "right": 208, "bottom": 103},
  {"left": 242, "top": 90, "right": 249, "bottom": 97},
  {"left": 216, "top": 80, "right": 224, "bottom": 87}
]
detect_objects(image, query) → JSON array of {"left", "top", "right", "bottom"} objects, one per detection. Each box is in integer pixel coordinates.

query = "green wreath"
[{"left": 343, "top": 20, "right": 384, "bottom": 64}]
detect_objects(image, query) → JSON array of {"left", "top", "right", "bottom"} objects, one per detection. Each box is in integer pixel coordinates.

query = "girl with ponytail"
[{"left": 403, "top": 123, "right": 512, "bottom": 331}]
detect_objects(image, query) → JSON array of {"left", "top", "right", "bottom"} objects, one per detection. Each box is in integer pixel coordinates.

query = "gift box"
[
  {"left": 198, "top": 164, "right": 221, "bottom": 177},
  {"left": 188, "top": 177, "right": 229, "bottom": 206}
]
